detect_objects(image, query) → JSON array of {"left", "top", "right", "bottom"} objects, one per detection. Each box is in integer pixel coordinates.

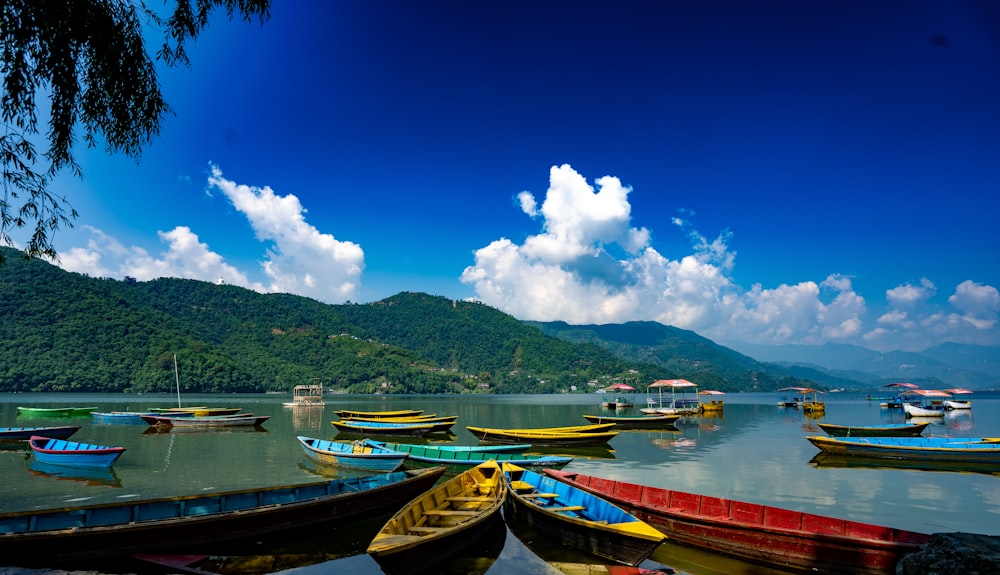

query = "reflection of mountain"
[
  {"left": 809, "top": 453, "right": 1000, "bottom": 477},
  {"left": 28, "top": 460, "right": 122, "bottom": 487}
]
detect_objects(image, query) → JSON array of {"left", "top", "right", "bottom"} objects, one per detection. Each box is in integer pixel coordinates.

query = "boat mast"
[{"left": 173, "top": 354, "right": 182, "bottom": 408}]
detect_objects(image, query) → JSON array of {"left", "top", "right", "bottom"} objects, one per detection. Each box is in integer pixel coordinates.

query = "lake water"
[{"left": 2, "top": 392, "right": 998, "bottom": 574}]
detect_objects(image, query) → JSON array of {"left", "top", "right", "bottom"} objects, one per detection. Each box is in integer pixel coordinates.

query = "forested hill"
[{"left": 0, "top": 250, "right": 813, "bottom": 394}]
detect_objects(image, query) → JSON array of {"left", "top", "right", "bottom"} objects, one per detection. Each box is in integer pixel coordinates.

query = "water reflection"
[{"left": 28, "top": 460, "right": 122, "bottom": 488}]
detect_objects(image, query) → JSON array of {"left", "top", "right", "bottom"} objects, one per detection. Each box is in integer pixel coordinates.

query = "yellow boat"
[
  {"left": 466, "top": 425, "right": 619, "bottom": 446},
  {"left": 344, "top": 415, "right": 458, "bottom": 424},
  {"left": 367, "top": 459, "right": 505, "bottom": 574}
]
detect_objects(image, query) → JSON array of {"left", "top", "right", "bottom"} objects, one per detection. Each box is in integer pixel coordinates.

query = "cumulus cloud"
[
  {"left": 461, "top": 164, "right": 999, "bottom": 351},
  {"left": 57, "top": 166, "right": 365, "bottom": 304}
]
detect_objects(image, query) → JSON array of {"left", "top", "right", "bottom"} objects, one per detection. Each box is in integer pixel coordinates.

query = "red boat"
[{"left": 543, "top": 469, "right": 931, "bottom": 575}]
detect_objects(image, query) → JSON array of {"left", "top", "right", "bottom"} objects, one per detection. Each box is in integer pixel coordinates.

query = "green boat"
[{"left": 16, "top": 406, "right": 97, "bottom": 417}]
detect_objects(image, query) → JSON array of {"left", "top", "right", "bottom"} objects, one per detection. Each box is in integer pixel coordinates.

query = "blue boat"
[
  {"left": 331, "top": 419, "right": 437, "bottom": 437},
  {"left": 363, "top": 439, "right": 573, "bottom": 469},
  {"left": 28, "top": 436, "right": 126, "bottom": 468},
  {"left": 0, "top": 466, "right": 446, "bottom": 564},
  {"left": 297, "top": 436, "right": 409, "bottom": 472},
  {"left": 90, "top": 411, "right": 166, "bottom": 425},
  {"left": 0, "top": 425, "right": 80, "bottom": 442},
  {"left": 807, "top": 435, "right": 1000, "bottom": 463},
  {"left": 501, "top": 462, "right": 666, "bottom": 566}
]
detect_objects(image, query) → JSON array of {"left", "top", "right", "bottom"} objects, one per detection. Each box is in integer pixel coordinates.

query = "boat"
[
  {"left": 776, "top": 386, "right": 808, "bottom": 408},
  {"left": 806, "top": 435, "right": 1000, "bottom": 463},
  {"left": 140, "top": 414, "right": 271, "bottom": 428},
  {"left": 333, "top": 409, "right": 424, "bottom": 419},
  {"left": 809, "top": 452, "right": 1000, "bottom": 476},
  {"left": 900, "top": 389, "right": 950, "bottom": 417},
  {"left": 28, "top": 436, "right": 125, "bottom": 468},
  {"left": 640, "top": 379, "right": 700, "bottom": 415},
  {"left": 148, "top": 407, "right": 242, "bottom": 417},
  {"left": 0, "top": 466, "right": 446, "bottom": 564},
  {"left": 581, "top": 413, "right": 681, "bottom": 429},
  {"left": 15, "top": 406, "right": 95, "bottom": 417},
  {"left": 343, "top": 414, "right": 458, "bottom": 424},
  {"left": 501, "top": 462, "right": 666, "bottom": 566},
  {"left": 801, "top": 388, "right": 826, "bottom": 413},
  {"left": 466, "top": 425, "right": 619, "bottom": 446},
  {"left": 91, "top": 411, "right": 176, "bottom": 425},
  {"left": 697, "top": 390, "right": 725, "bottom": 413},
  {"left": 599, "top": 383, "right": 636, "bottom": 409},
  {"left": 296, "top": 436, "right": 409, "bottom": 472},
  {"left": 362, "top": 439, "right": 573, "bottom": 469},
  {"left": 341, "top": 415, "right": 457, "bottom": 433},
  {"left": 877, "top": 382, "right": 919, "bottom": 408},
  {"left": 543, "top": 468, "right": 931, "bottom": 575},
  {"left": 331, "top": 419, "right": 438, "bottom": 437},
  {"left": 943, "top": 388, "right": 973, "bottom": 410},
  {"left": 283, "top": 380, "right": 325, "bottom": 407},
  {"left": 817, "top": 422, "right": 930, "bottom": 437},
  {"left": 367, "top": 459, "right": 506, "bottom": 575},
  {"left": 0, "top": 425, "right": 80, "bottom": 442}
]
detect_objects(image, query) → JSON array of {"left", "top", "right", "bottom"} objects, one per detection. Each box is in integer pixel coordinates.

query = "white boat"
[
  {"left": 943, "top": 388, "right": 973, "bottom": 410},
  {"left": 640, "top": 379, "right": 699, "bottom": 415},
  {"left": 900, "top": 389, "right": 950, "bottom": 418}
]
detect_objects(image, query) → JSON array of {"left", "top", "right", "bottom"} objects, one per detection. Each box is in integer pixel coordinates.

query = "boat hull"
[
  {"left": 28, "top": 437, "right": 125, "bottom": 468},
  {"left": 817, "top": 423, "right": 929, "bottom": 437},
  {"left": 363, "top": 439, "right": 572, "bottom": 469},
  {"left": 807, "top": 436, "right": 1000, "bottom": 463},
  {"left": 297, "top": 436, "right": 408, "bottom": 472},
  {"left": 466, "top": 425, "right": 618, "bottom": 446},
  {"left": 0, "top": 425, "right": 80, "bottom": 442},
  {"left": 502, "top": 464, "right": 664, "bottom": 567},
  {"left": 0, "top": 466, "right": 446, "bottom": 564},
  {"left": 331, "top": 420, "right": 436, "bottom": 437},
  {"left": 141, "top": 415, "right": 270, "bottom": 428},
  {"left": 544, "top": 469, "right": 930, "bottom": 575},
  {"left": 333, "top": 409, "right": 423, "bottom": 419},
  {"left": 582, "top": 414, "right": 680, "bottom": 429}
]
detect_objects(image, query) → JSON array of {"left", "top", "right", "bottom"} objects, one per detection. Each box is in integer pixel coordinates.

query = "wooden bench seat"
[
  {"left": 409, "top": 526, "right": 449, "bottom": 533},
  {"left": 445, "top": 496, "right": 494, "bottom": 502},
  {"left": 521, "top": 493, "right": 559, "bottom": 498},
  {"left": 549, "top": 506, "right": 586, "bottom": 512},
  {"left": 423, "top": 509, "right": 479, "bottom": 516}
]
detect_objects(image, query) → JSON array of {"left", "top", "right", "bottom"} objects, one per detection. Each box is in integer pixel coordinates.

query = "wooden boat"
[
  {"left": 333, "top": 409, "right": 423, "bottom": 419},
  {"left": 501, "top": 463, "right": 665, "bottom": 566},
  {"left": 296, "top": 436, "right": 408, "bottom": 472},
  {"left": 15, "top": 406, "right": 97, "bottom": 417},
  {"left": 697, "top": 390, "right": 725, "bottom": 413},
  {"left": 363, "top": 439, "right": 573, "bottom": 469},
  {"left": 543, "top": 468, "right": 931, "bottom": 575},
  {"left": 818, "top": 422, "right": 929, "bottom": 437},
  {"left": 641, "top": 379, "right": 700, "bottom": 415},
  {"left": 282, "top": 381, "right": 325, "bottom": 407},
  {"left": 0, "top": 466, "right": 446, "bottom": 564},
  {"left": 28, "top": 436, "right": 125, "bottom": 468},
  {"left": 91, "top": 411, "right": 177, "bottom": 424},
  {"left": 140, "top": 414, "right": 270, "bottom": 428},
  {"left": 942, "top": 387, "right": 973, "bottom": 410},
  {"left": 598, "top": 383, "right": 636, "bottom": 409},
  {"left": 365, "top": 439, "right": 532, "bottom": 454},
  {"left": 466, "top": 425, "right": 619, "bottom": 446},
  {"left": 800, "top": 388, "right": 826, "bottom": 413},
  {"left": 582, "top": 414, "right": 680, "bottom": 429},
  {"left": 342, "top": 415, "right": 457, "bottom": 433},
  {"left": 367, "top": 460, "right": 505, "bottom": 574},
  {"left": 809, "top": 452, "right": 1000, "bottom": 476},
  {"left": 331, "top": 419, "right": 437, "bottom": 437},
  {"left": 149, "top": 407, "right": 242, "bottom": 417},
  {"left": 0, "top": 425, "right": 80, "bottom": 442},
  {"left": 344, "top": 414, "right": 458, "bottom": 424},
  {"left": 900, "top": 389, "right": 950, "bottom": 417},
  {"left": 469, "top": 423, "right": 616, "bottom": 434},
  {"left": 806, "top": 435, "right": 1000, "bottom": 463}
]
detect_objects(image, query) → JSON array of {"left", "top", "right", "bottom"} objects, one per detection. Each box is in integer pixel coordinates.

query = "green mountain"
[{"left": 0, "top": 249, "right": 817, "bottom": 394}]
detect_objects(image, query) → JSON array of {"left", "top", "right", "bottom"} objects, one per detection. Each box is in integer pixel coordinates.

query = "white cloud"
[
  {"left": 462, "top": 164, "right": 999, "bottom": 351},
  {"left": 56, "top": 167, "right": 365, "bottom": 304}
]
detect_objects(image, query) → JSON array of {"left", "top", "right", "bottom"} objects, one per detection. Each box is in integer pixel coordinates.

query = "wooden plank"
[
  {"left": 445, "top": 496, "right": 494, "bottom": 502},
  {"left": 408, "top": 526, "right": 449, "bottom": 533},
  {"left": 522, "top": 493, "right": 559, "bottom": 498},
  {"left": 423, "top": 509, "right": 479, "bottom": 516},
  {"left": 550, "top": 506, "right": 586, "bottom": 512}
]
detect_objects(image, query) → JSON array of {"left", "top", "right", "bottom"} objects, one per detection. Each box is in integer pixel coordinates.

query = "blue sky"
[{"left": 34, "top": 1, "right": 1000, "bottom": 352}]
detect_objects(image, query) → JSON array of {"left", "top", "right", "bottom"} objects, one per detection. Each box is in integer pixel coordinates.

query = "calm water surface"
[{"left": 2, "top": 392, "right": 998, "bottom": 574}]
